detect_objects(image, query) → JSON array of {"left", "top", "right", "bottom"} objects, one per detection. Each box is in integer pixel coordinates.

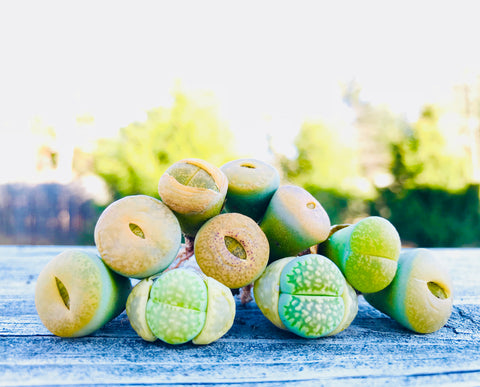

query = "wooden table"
[{"left": 1, "top": 246, "right": 479, "bottom": 386}]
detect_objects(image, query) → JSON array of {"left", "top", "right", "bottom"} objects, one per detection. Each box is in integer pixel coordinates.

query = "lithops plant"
[
  {"left": 220, "top": 158, "right": 280, "bottom": 222},
  {"left": 35, "top": 249, "right": 132, "bottom": 337},
  {"left": 158, "top": 158, "right": 228, "bottom": 237},
  {"left": 254, "top": 254, "right": 358, "bottom": 338},
  {"left": 259, "top": 185, "right": 331, "bottom": 262},
  {"left": 319, "top": 216, "right": 401, "bottom": 294},
  {"left": 363, "top": 248, "right": 453, "bottom": 334},
  {"left": 94, "top": 195, "right": 182, "bottom": 279},
  {"left": 194, "top": 212, "right": 270, "bottom": 289},
  {"left": 126, "top": 268, "right": 235, "bottom": 345}
]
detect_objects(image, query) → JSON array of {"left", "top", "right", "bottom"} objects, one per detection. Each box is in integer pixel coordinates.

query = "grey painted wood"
[{"left": 0, "top": 246, "right": 479, "bottom": 386}]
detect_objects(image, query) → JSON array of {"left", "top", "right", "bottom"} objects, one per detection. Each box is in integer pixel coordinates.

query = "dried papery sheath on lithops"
[
  {"left": 254, "top": 254, "right": 358, "bottom": 338},
  {"left": 35, "top": 249, "right": 132, "bottom": 338},
  {"left": 364, "top": 248, "right": 453, "bottom": 334},
  {"left": 126, "top": 268, "right": 235, "bottom": 345},
  {"left": 220, "top": 158, "right": 280, "bottom": 222},
  {"left": 259, "top": 185, "right": 331, "bottom": 262},
  {"left": 157, "top": 158, "right": 228, "bottom": 237},
  {"left": 194, "top": 212, "right": 270, "bottom": 289},
  {"left": 94, "top": 195, "right": 182, "bottom": 279},
  {"left": 319, "top": 216, "right": 401, "bottom": 294}
]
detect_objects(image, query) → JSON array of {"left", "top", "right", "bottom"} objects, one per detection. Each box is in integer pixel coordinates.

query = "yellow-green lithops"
[
  {"left": 158, "top": 158, "right": 228, "bottom": 237},
  {"left": 363, "top": 248, "right": 453, "bottom": 334},
  {"left": 94, "top": 195, "right": 182, "bottom": 279},
  {"left": 320, "top": 216, "right": 401, "bottom": 293},
  {"left": 220, "top": 158, "right": 280, "bottom": 222},
  {"left": 194, "top": 213, "right": 270, "bottom": 289},
  {"left": 259, "top": 185, "right": 331, "bottom": 262},
  {"left": 254, "top": 254, "right": 358, "bottom": 338},
  {"left": 35, "top": 249, "right": 132, "bottom": 338},
  {"left": 126, "top": 268, "right": 235, "bottom": 345}
]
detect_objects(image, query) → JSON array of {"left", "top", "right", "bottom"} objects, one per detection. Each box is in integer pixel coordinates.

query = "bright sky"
[{"left": 1, "top": 1, "right": 480, "bottom": 183}]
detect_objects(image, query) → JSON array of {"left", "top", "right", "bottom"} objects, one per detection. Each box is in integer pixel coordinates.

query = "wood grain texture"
[{"left": 0, "top": 246, "right": 479, "bottom": 386}]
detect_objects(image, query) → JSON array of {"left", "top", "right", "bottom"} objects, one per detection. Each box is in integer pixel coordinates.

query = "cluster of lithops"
[{"left": 35, "top": 156, "right": 454, "bottom": 344}]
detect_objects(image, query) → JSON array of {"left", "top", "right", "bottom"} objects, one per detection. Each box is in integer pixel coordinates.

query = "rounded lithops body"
[
  {"left": 363, "top": 248, "right": 453, "bottom": 334},
  {"left": 126, "top": 268, "right": 235, "bottom": 345},
  {"left": 254, "top": 254, "right": 358, "bottom": 338},
  {"left": 259, "top": 185, "right": 331, "bottom": 262},
  {"left": 194, "top": 213, "right": 270, "bottom": 289},
  {"left": 158, "top": 158, "right": 228, "bottom": 236},
  {"left": 320, "top": 216, "right": 401, "bottom": 293},
  {"left": 94, "top": 195, "right": 182, "bottom": 279},
  {"left": 220, "top": 158, "right": 280, "bottom": 222},
  {"left": 35, "top": 249, "right": 132, "bottom": 338}
]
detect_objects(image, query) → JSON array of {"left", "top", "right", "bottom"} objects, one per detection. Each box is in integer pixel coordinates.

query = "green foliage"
[
  {"left": 371, "top": 185, "right": 480, "bottom": 247},
  {"left": 93, "top": 90, "right": 237, "bottom": 198}
]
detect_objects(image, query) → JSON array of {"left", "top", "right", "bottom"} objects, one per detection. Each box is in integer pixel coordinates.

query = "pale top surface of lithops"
[
  {"left": 158, "top": 158, "right": 228, "bottom": 215},
  {"left": 194, "top": 212, "right": 270, "bottom": 289},
  {"left": 145, "top": 269, "right": 208, "bottom": 345},
  {"left": 35, "top": 249, "right": 131, "bottom": 338},
  {"left": 94, "top": 195, "right": 182, "bottom": 279},
  {"left": 220, "top": 158, "right": 280, "bottom": 194},
  {"left": 254, "top": 254, "right": 357, "bottom": 338},
  {"left": 260, "top": 185, "right": 331, "bottom": 260},
  {"left": 193, "top": 276, "right": 236, "bottom": 345},
  {"left": 327, "top": 216, "right": 401, "bottom": 294}
]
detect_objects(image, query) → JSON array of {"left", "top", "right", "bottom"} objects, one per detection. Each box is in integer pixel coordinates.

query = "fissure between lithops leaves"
[
  {"left": 129, "top": 223, "right": 145, "bottom": 239},
  {"left": 427, "top": 281, "right": 449, "bottom": 299},
  {"left": 240, "top": 163, "right": 256, "bottom": 169},
  {"left": 224, "top": 236, "right": 247, "bottom": 259},
  {"left": 55, "top": 277, "right": 70, "bottom": 309}
]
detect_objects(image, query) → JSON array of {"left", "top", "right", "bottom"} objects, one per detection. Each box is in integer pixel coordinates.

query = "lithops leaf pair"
[
  {"left": 35, "top": 250, "right": 132, "bottom": 337},
  {"left": 364, "top": 248, "right": 453, "bottom": 334},
  {"left": 254, "top": 254, "right": 358, "bottom": 338},
  {"left": 94, "top": 195, "right": 182, "bottom": 279},
  {"left": 220, "top": 158, "right": 280, "bottom": 222},
  {"left": 194, "top": 212, "right": 270, "bottom": 289},
  {"left": 158, "top": 158, "right": 228, "bottom": 237},
  {"left": 126, "top": 268, "right": 235, "bottom": 345},
  {"left": 320, "top": 216, "right": 401, "bottom": 293},
  {"left": 259, "top": 185, "right": 331, "bottom": 262}
]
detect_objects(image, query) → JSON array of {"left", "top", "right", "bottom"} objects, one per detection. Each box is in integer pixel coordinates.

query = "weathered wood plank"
[{"left": 0, "top": 246, "right": 479, "bottom": 386}]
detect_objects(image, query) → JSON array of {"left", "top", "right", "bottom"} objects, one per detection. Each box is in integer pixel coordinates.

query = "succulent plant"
[
  {"left": 319, "top": 216, "right": 401, "bottom": 294},
  {"left": 35, "top": 249, "right": 132, "bottom": 337},
  {"left": 363, "top": 248, "right": 453, "bottom": 334},
  {"left": 220, "top": 158, "right": 280, "bottom": 222},
  {"left": 194, "top": 212, "right": 270, "bottom": 289},
  {"left": 259, "top": 185, "right": 331, "bottom": 262},
  {"left": 158, "top": 158, "right": 228, "bottom": 237},
  {"left": 254, "top": 254, "right": 358, "bottom": 338},
  {"left": 94, "top": 195, "right": 182, "bottom": 279},
  {"left": 126, "top": 268, "right": 235, "bottom": 345}
]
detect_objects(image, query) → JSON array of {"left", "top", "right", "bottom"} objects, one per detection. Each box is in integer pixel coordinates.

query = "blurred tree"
[{"left": 93, "top": 89, "right": 237, "bottom": 199}]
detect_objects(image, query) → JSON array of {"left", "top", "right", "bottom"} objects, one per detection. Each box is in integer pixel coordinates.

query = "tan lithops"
[
  {"left": 94, "top": 195, "right": 182, "bottom": 279},
  {"left": 158, "top": 158, "right": 228, "bottom": 237},
  {"left": 194, "top": 213, "right": 270, "bottom": 289}
]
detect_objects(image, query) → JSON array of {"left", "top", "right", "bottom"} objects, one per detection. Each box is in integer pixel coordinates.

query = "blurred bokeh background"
[{"left": 1, "top": 1, "right": 480, "bottom": 247}]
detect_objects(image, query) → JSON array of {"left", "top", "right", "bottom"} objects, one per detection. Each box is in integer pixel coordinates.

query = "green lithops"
[
  {"left": 320, "top": 216, "right": 401, "bottom": 294},
  {"left": 259, "top": 185, "right": 331, "bottom": 262},
  {"left": 158, "top": 158, "right": 228, "bottom": 237},
  {"left": 220, "top": 158, "right": 280, "bottom": 222},
  {"left": 194, "top": 213, "right": 270, "bottom": 289},
  {"left": 126, "top": 268, "right": 236, "bottom": 345},
  {"left": 363, "top": 248, "right": 453, "bottom": 334},
  {"left": 35, "top": 249, "right": 132, "bottom": 338},
  {"left": 254, "top": 254, "right": 358, "bottom": 338}
]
